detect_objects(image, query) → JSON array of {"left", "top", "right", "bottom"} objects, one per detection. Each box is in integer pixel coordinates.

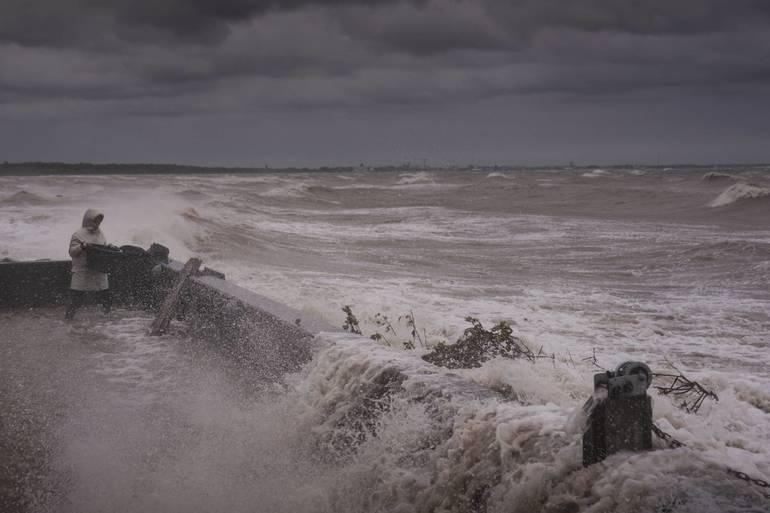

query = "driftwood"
[
  {"left": 150, "top": 258, "right": 201, "bottom": 335},
  {"left": 653, "top": 359, "right": 719, "bottom": 413}
]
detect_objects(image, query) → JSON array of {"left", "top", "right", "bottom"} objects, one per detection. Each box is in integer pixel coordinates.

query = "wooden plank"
[{"left": 150, "top": 258, "right": 201, "bottom": 335}]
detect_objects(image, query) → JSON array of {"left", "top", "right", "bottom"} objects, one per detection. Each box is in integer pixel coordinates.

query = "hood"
[{"left": 82, "top": 208, "right": 104, "bottom": 229}]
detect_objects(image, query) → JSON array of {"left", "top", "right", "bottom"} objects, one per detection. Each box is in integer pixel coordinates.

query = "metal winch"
[
  {"left": 595, "top": 361, "right": 652, "bottom": 399},
  {"left": 583, "top": 361, "right": 653, "bottom": 466}
]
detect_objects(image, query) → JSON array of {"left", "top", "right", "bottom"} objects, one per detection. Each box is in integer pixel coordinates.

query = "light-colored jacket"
[{"left": 69, "top": 209, "right": 109, "bottom": 291}]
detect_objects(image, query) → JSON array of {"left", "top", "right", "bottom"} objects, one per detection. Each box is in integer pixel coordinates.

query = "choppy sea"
[{"left": 1, "top": 166, "right": 769, "bottom": 512}]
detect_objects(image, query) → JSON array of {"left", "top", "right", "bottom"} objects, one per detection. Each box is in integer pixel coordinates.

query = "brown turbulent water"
[{"left": 1, "top": 166, "right": 769, "bottom": 512}]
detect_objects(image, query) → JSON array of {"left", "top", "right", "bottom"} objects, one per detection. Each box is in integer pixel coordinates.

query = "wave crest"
[
  {"left": 709, "top": 183, "right": 770, "bottom": 207},
  {"left": 581, "top": 169, "right": 609, "bottom": 178},
  {"left": 702, "top": 172, "right": 738, "bottom": 182},
  {"left": 396, "top": 172, "right": 434, "bottom": 185},
  {"left": 0, "top": 190, "right": 49, "bottom": 205}
]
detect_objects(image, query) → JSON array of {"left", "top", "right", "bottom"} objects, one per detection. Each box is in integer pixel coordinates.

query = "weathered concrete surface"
[
  {"left": 0, "top": 257, "right": 333, "bottom": 380},
  {"left": 0, "top": 309, "right": 95, "bottom": 513},
  {"left": 160, "top": 260, "right": 337, "bottom": 379},
  {"left": 0, "top": 259, "right": 156, "bottom": 309},
  {"left": 0, "top": 261, "right": 71, "bottom": 308}
]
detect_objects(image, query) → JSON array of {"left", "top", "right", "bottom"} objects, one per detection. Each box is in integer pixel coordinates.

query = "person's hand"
[{"left": 80, "top": 242, "right": 89, "bottom": 250}]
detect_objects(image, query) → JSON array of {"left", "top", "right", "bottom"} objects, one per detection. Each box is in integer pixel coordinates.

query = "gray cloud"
[
  {"left": 0, "top": 0, "right": 416, "bottom": 49},
  {"left": 4, "top": 0, "right": 770, "bottom": 49},
  {"left": 1, "top": 0, "right": 770, "bottom": 165},
  {"left": 482, "top": 0, "right": 770, "bottom": 36}
]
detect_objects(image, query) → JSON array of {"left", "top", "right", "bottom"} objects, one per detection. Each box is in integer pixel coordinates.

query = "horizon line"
[{"left": 2, "top": 160, "right": 768, "bottom": 173}]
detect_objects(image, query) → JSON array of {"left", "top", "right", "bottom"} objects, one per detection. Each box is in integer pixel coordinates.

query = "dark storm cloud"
[
  {"left": 332, "top": 0, "right": 770, "bottom": 56},
  {"left": 1, "top": 0, "right": 770, "bottom": 117},
  {"left": 0, "top": 0, "right": 418, "bottom": 48},
  {"left": 3, "top": 0, "right": 770, "bottom": 49}
]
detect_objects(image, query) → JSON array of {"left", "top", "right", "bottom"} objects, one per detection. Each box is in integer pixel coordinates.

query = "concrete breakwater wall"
[
  {"left": 0, "top": 258, "right": 493, "bottom": 399},
  {"left": 0, "top": 260, "right": 72, "bottom": 308},
  {"left": 0, "top": 258, "right": 159, "bottom": 309},
  {"left": 0, "top": 258, "right": 327, "bottom": 377},
  {"left": 159, "top": 260, "right": 335, "bottom": 379}
]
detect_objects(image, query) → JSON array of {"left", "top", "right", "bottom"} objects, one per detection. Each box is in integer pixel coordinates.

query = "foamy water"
[{"left": 1, "top": 167, "right": 769, "bottom": 511}]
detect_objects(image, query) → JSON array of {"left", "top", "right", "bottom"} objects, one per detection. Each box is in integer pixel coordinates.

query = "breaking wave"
[
  {"left": 397, "top": 172, "right": 435, "bottom": 185},
  {"left": 709, "top": 183, "right": 770, "bottom": 207},
  {"left": 702, "top": 172, "right": 739, "bottom": 182},
  {"left": 0, "top": 190, "right": 51, "bottom": 205},
  {"left": 295, "top": 333, "right": 769, "bottom": 513},
  {"left": 581, "top": 169, "right": 609, "bottom": 178},
  {"left": 260, "top": 181, "right": 316, "bottom": 199},
  {"left": 180, "top": 207, "right": 204, "bottom": 220},
  {"left": 175, "top": 188, "right": 210, "bottom": 200}
]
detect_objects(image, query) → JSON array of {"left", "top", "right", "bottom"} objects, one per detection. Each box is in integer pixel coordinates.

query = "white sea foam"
[
  {"left": 581, "top": 169, "right": 609, "bottom": 178},
  {"left": 291, "top": 333, "right": 770, "bottom": 512},
  {"left": 260, "top": 180, "right": 316, "bottom": 198},
  {"left": 396, "top": 172, "right": 434, "bottom": 185},
  {"left": 709, "top": 182, "right": 770, "bottom": 207}
]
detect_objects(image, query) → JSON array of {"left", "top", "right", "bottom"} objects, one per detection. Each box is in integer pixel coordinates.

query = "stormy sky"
[{"left": 1, "top": 0, "right": 769, "bottom": 167}]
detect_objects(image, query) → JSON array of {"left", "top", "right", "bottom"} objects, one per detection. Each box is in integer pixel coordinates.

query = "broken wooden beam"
[{"left": 150, "top": 257, "right": 201, "bottom": 335}]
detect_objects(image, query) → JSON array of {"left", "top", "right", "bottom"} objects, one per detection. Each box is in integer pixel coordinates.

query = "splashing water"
[{"left": 1, "top": 167, "right": 769, "bottom": 512}]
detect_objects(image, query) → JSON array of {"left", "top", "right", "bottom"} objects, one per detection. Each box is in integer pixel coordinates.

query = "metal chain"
[
  {"left": 652, "top": 423, "right": 770, "bottom": 499},
  {"left": 651, "top": 423, "right": 686, "bottom": 448},
  {"left": 725, "top": 469, "right": 770, "bottom": 490}
]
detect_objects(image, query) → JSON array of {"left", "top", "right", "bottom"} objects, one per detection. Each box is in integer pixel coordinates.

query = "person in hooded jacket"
[{"left": 65, "top": 208, "right": 111, "bottom": 320}]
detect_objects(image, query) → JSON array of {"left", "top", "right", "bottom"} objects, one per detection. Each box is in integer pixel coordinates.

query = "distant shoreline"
[{"left": 0, "top": 161, "right": 768, "bottom": 176}]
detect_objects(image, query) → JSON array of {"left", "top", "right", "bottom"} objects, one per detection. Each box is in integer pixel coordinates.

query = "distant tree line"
[{"left": 1, "top": 161, "right": 765, "bottom": 176}]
